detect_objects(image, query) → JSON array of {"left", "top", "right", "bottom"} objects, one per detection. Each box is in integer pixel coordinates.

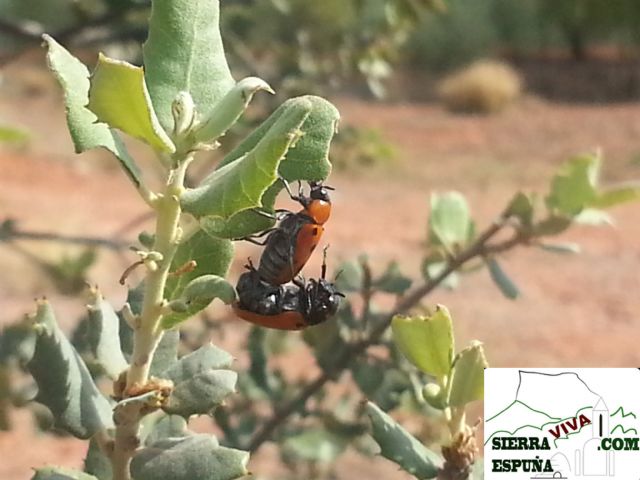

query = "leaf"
[
  {"left": 150, "top": 330, "right": 179, "bottom": 377},
  {"left": 42, "top": 35, "right": 141, "bottom": 187},
  {"left": 131, "top": 434, "right": 249, "bottom": 480},
  {"left": 180, "top": 98, "right": 311, "bottom": 219},
  {"left": 486, "top": 257, "right": 520, "bottom": 300},
  {"left": 592, "top": 183, "right": 640, "bottom": 208},
  {"left": 283, "top": 428, "right": 350, "bottom": 464},
  {"left": 449, "top": 341, "right": 488, "bottom": 407},
  {"left": 374, "top": 261, "right": 412, "bottom": 294},
  {"left": 162, "top": 344, "right": 237, "bottom": 417},
  {"left": 86, "top": 289, "right": 128, "bottom": 380},
  {"left": 220, "top": 95, "right": 339, "bottom": 181},
  {"left": 352, "top": 359, "right": 412, "bottom": 411},
  {"left": 537, "top": 242, "right": 581, "bottom": 255},
  {"left": 164, "top": 229, "right": 234, "bottom": 304},
  {"left": 26, "top": 300, "right": 114, "bottom": 439},
  {"left": 193, "top": 76, "right": 274, "bottom": 143},
  {"left": 365, "top": 402, "right": 441, "bottom": 479},
  {"left": 88, "top": 54, "right": 174, "bottom": 153},
  {"left": 421, "top": 260, "right": 460, "bottom": 290},
  {"left": 143, "top": 0, "right": 235, "bottom": 132},
  {"left": 32, "top": 467, "right": 98, "bottom": 480},
  {"left": 143, "top": 414, "right": 190, "bottom": 446},
  {"left": 334, "top": 259, "right": 365, "bottom": 292},
  {"left": 504, "top": 192, "right": 534, "bottom": 228},
  {"left": 546, "top": 154, "right": 599, "bottom": 216},
  {"left": 391, "top": 307, "right": 455, "bottom": 377},
  {"left": 532, "top": 215, "right": 572, "bottom": 236},
  {"left": 429, "top": 191, "right": 472, "bottom": 249},
  {"left": 84, "top": 437, "right": 112, "bottom": 480},
  {"left": 574, "top": 208, "right": 614, "bottom": 226}
]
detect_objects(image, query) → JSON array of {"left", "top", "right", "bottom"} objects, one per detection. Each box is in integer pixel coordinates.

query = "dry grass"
[{"left": 438, "top": 59, "right": 522, "bottom": 114}]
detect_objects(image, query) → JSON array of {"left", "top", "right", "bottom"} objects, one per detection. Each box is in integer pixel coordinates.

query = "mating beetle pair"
[{"left": 233, "top": 180, "right": 343, "bottom": 330}]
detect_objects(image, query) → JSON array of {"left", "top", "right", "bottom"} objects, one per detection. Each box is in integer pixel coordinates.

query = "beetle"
[
  {"left": 233, "top": 254, "right": 343, "bottom": 330},
  {"left": 244, "top": 179, "right": 333, "bottom": 285}
]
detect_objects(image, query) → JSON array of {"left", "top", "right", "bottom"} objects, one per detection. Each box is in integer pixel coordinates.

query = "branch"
[
  {"left": 0, "top": 219, "right": 130, "bottom": 250},
  {"left": 247, "top": 215, "right": 526, "bottom": 452}
]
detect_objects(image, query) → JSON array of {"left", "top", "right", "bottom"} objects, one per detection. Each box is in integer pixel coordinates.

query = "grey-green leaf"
[
  {"left": 27, "top": 300, "right": 114, "bottom": 439},
  {"left": 365, "top": 401, "right": 441, "bottom": 479},
  {"left": 143, "top": 414, "right": 190, "bottom": 446},
  {"left": 149, "top": 329, "right": 180, "bottom": 377},
  {"left": 33, "top": 467, "right": 98, "bottom": 480},
  {"left": 143, "top": 0, "right": 235, "bottom": 132},
  {"left": 161, "top": 275, "right": 236, "bottom": 329},
  {"left": 181, "top": 98, "right": 311, "bottom": 219},
  {"left": 486, "top": 257, "right": 520, "bottom": 300},
  {"left": 86, "top": 289, "right": 128, "bottom": 379},
  {"left": 162, "top": 344, "right": 237, "bottom": 417},
  {"left": 84, "top": 437, "right": 112, "bottom": 480},
  {"left": 429, "top": 191, "right": 472, "bottom": 249},
  {"left": 283, "top": 428, "right": 350, "bottom": 464},
  {"left": 42, "top": 35, "right": 141, "bottom": 187},
  {"left": 131, "top": 434, "right": 249, "bottom": 480}
]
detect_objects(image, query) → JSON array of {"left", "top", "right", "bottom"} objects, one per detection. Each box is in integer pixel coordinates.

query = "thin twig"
[{"left": 247, "top": 216, "right": 523, "bottom": 452}]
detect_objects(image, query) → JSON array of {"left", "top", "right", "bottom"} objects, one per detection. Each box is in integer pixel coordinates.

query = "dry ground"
[{"left": 0, "top": 60, "right": 639, "bottom": 479}]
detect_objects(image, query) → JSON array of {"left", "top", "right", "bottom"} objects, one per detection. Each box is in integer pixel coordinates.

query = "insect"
[
  {"left": 245, "top": 180, "right": 333, "bottom": 285},
  {"left": 233, "top": 253, "right": 343, "bottom": 330}
]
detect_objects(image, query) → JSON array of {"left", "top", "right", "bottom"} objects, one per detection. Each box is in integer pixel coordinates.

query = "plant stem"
[
  {"left": 111, "top": 156, "right": 190, "bottom": 480},
  {"left": 247, "top": 216, "right": 521, "bottom": 452}
]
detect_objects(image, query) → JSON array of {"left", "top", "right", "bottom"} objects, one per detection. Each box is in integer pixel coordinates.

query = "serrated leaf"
[
  {"left": 537, "top": 242, "right": 581, "bottom": 255},
  {"left": 131, "top": 434, "right": 249, "bottom": 480},
  {"left": 181, "top": 98, "right": 311, "bottom": 219},
  {"left": 374, "top": 261, "right": 412, "bottom": 294},
  {"left": 84, "top": 436, "right": 112, "bottom": 480},
  {"left": 193, "top": 76, "right": 274, "bottom": 143},
  {"left": 143, "top": 0, "right": 235, "bottom": 132},
  {"left": 86, "top": 290, "right": 128, "bottom": 379},
  {"left": 164, "top": 230, "right": 234, "bottom": 302},
  {"left": 546, "top": 154, "right": 599, "bottom": 216},
  {"left": 486, "top": 257, "right": 520, "bottom": 300},
  {"left": 283, "top": 428, "right": 350, "bottom": 464},
  {"left": 391, "top": 307, "right": 454, "bottom": 377},
  {"left": 88, "top": 54, "right": 174, "bottom": 153},
  {"left": 162, "top": 275, "right": 236, "bottom": 328},
  {"left": 365, "top": 402, "right": 441, "bottom": 479},
  {"left": 42, "top": 35, "right": 141, "bottom": 187},
  {"left": 32, "top": 467, "right": 98, "bottom": 480},
  {"left": 429, "top": 191, "right": 472, "bottom": 249},
  {"left": 162, "top": 344, "right": 237, "bottom": 417},
  {"left": 26, "top": 301, "right": 114, "bottom": 439},
  {"left": 449, "top": 341, "right": 487, "bottom": 407}
]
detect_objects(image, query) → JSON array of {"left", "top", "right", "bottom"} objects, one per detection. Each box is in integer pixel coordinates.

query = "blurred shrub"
[
  {"left": 331, "top": 126, "right": 397, "bottom": 171},
  {"left": 437, "top": 60, "right": 522, "bottom": 114}
]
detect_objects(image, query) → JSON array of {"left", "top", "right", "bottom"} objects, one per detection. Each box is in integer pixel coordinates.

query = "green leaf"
[
  {"left": 150, "top": 329, "right": 179, "bottom": 377},
  {"left": 219, "top": 95, "right": 339, "bottom": 181},
  {"left": 131, "top": 434, "right": 249, "bottom": 480},
  {"left": 449, "top": 341, "right": 488, "bottom": 407},
  {"left": 391, "top": 307, "right": 454, "bottom": 377},
  {"left": 164, "top": 229, "right": 233, "bottom": 305},
  {"left": 537, "top": 242, "right": 581, "bottom": 255},
  {"left": 193, "top": 76, "right": 274, "bottom": 143},
  {"left": 352, "top": 358, "right": 412, "bottom": 411},
  {"left": 42, "top": 35, "right": 141, "bottom": 187},
  {"left": 86, "top": 289, "right": 128, "bottom": 380},
  {"left": 429, "top": 191, "right": 472, "bottom": 249},
  {"left": 592, "top": 183, "right": 640, "bottom": 208},
  {"left": 162, "top": 344, "right": 237, "bottom": 417},
  {"left": 365, "top": 402, "right": 441, "bottom": 479},
  {"left": 574, "top": 208, "right": 614, "bottom": 226},
  {"left": 421, "top": 259, "right": 460, "bottom": 290},
  {"left": 162, "top": 275, "right": 236, "bottom": 328},
  {"left": 84, "top": 436, "right": 112, "bottom": 480},
  {"left": 88, "top": 54, "right": 175, "bottom": 153},
  {"left": 283, "top": 428, "right": 350, "bottom": 464},
  {"left": 334, "top": 259, "right": 365, "bottom": 292},
  {"left": 181, "top": 98, "right": 311, "bottom": 219},
  {"left": 504, "top": 192, "right": 534, "bottom": 228},
  {"left": 546, "top": 154, "right": 599, "bottom": 216},
  {"left": 32, "top": 467, "right": 98, "bottom": 480},
  {"left": 486, "top": 257, "right": 520, "bottom": 300},
  {"left": 26, "top": 300, "right": 114, "bottom": 439},
  {"left": 143, "top": 0, "right": 235, "bottom": 132},
  {"left": 532, "top": 215, "right": 572, "bottom": 236},
  {"left": 374, "top": 261, "right": 412, "bottom": 295},
  {"left": 143, "top": 414, "right": 190, "bottom": 446}
]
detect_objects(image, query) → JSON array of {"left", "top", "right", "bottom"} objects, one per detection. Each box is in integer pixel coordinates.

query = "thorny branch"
[{"left": 247, "top": 212, "right": 529, "bottom": 453}]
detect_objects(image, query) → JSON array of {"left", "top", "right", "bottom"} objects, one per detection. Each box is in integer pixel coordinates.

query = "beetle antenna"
[{"left": 321, "top": 245, "right": 329, "bottom": 279}]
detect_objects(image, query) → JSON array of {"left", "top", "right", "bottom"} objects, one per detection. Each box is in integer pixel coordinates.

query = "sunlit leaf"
[{"left": 449, "top": 341, "right": 488, "bottom": 407}]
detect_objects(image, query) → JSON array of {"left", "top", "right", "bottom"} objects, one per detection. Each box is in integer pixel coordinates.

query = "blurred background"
[{"left": 0, "top": 0, "right": 639, "bottom": 478}]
